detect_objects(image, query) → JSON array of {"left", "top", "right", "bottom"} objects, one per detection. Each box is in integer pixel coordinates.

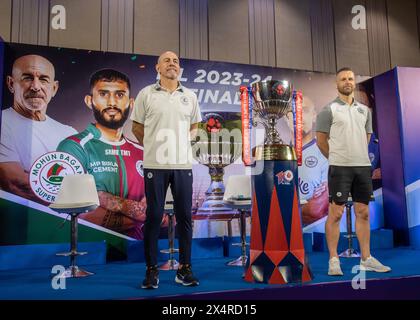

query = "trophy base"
[
  {"left": 197, "top": 197, "right": 235, "bottom": 213},
  {"left": 254, "top": 144, "right": 297, "bottom": 161}
]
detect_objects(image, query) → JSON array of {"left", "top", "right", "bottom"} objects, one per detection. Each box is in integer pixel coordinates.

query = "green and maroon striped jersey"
[
  {"left": 57, "top": 123, "right": 145, "bottom": 201},
  {"left": 57, "top": 124, "right": 145, "bottom": 238}
]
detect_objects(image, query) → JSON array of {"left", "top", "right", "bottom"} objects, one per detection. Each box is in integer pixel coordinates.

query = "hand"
[
  {"left": 79, "top": 206, "right": 139, "bottom": 232},
  {"left": 139, "top": 196, "right": 147, "bottom": 214},
  {"left": 79, "top": 206, "right": 109, "bottom": 226},
  {"left": 98, "top": 191, "right": 147, "bottom": 222}
]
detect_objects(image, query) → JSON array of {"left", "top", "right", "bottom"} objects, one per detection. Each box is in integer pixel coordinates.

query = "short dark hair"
[
  {"left": 89, "top": 68, "right": 131, "bottom": 92},
  {"left": 336, "top": 67, "right": 353, "bottom": 75}
]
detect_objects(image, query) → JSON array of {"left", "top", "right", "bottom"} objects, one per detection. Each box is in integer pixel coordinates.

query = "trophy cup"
[
  {"left": 193, "top": 112, "right": 242, "bottom": 217},
  {"left": 251, "top": 80, "right": 296, "bottom": 161},
  {"left": 241, "top": 80, "right": 312, "bottom": 284},
  {"left": 194, "top": 140, "right": 242, "bottom": 215}
]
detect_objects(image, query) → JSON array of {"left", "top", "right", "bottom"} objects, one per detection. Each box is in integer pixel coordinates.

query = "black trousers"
[{"left": 143, "top": 169, "right": 193, "bottom": 266}]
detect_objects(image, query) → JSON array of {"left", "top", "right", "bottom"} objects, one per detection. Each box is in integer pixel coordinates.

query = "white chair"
[
  {"left": 159, "top": 188, "right": 179, "bottom": 270},
  {"left": 49, "top": 174, "right": 99, "bottom": 278},
  {"left": 223, "top": 175, "right": 252, "bottom": 270}
]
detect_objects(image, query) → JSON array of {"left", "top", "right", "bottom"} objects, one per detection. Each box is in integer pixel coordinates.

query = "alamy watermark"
[
  {"left": 51, "top": 265, "right": 66, "bottom": 290},
  {"left": 352, "top": 5, "right": 366, "bottom": 30},
  {"left": 51, "top": 4, "right": 366, "bottom": 32},
  {"left": 51, "top": 5, "right": 66, "bottom": 30},
  {"left": 153, "top": 124, "right": 267, "bottom": 176},
  {"left": 351, "top": 265, "right": 366, "bottom": 290}
]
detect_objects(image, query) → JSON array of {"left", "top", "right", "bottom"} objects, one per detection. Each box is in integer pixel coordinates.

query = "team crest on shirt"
[
  {"left": 180, "top": 95, "right": 189, "bottom": 105},
  {"left": 29, "top": 152, "right": 84, "bottom": 203},
  {"left": 305, "top": 156, "right": 318, "bottom": 168},
  {"left": 136, "top": 160, "right": 144, "bottom": 177},
  {"left": 357, "top": 107, "right": 365, "bottom": 114},
  {"left": 276, "top": 170, "right": 294, "bottom": 185}
]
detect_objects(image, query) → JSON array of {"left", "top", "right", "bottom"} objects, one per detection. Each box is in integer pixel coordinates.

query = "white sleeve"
[
  {"left": 0, "top": 122, "right": 19, "bottom": 163},
  {"left": 131, "top": 89, "right": 147, "bottom": 124},
  {"left": 365, "top": 108, "right": 373, "bottom": 134},
  {"left": 190, "top": 94, "right": 202, "bottom": 124}
]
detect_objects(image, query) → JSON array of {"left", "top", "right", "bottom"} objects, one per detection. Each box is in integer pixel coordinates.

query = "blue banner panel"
[
  {"left": 395, "top": 67, "right": 420, "bottom": 247},
  {"left": 374, "top": 69, "right": 409, "bottom": 245}
]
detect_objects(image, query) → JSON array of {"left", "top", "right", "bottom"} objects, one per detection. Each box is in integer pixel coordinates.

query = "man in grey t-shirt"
[
  {"left": 316, "top": 67, "right": 391, "bottom": 276},
  {"left": 131, "top": 51, "right": 202, "bottom": 289}
]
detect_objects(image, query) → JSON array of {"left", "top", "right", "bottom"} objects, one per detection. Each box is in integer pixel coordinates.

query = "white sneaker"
[
  {"left": 360, "top": 256, "right": 391, "bottom": 273},
  {"left": 328, "top": 257, "right": 343, "bottom": 276}
]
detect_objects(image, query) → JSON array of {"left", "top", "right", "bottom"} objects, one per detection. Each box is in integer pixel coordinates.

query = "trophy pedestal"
[
  {"left": 197, "top": 198, "right": 235, "bottom": 214},
  {"left": 197, "top": 178, "right": 233, "bottom": 213},
  {"left": 244, "top": 159, "right": 312, "bottom": 284}
]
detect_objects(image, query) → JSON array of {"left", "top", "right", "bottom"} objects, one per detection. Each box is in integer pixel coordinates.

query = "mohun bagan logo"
[{"left": 29, "top": 152, "right": 84, "bottom": 203}]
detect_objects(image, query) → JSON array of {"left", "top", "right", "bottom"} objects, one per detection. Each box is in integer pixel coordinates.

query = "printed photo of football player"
[
  {"left": 57, "top": 69, "right": 167, "bottom": 239},
  {"left": 286, "top": 95, "right": 329, "bottom": 226},
  {"left": 0, "top": 54, "right": 77, "bottom": 201}
]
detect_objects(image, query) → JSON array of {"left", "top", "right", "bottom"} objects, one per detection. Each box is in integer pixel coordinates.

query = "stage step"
[
  {"left": 409, "top": 225, "right": 420, "bottom": 249},
  {"left": 0, "top": 241, "right": 107, "bottom": 271},
  {"left": 127, "top": 237, "right": 224, "bottom": 263},
  {"left": 313, "top": 229, "right": 394, "bottom": 252}
]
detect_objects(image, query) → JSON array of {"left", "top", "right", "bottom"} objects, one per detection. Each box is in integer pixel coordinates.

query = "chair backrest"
[
  {"left": 223, "top": 175, "right": 251, "bottom": 201},
  {"left": 50, "top": 174, "right": 99, "bottom": 210}
]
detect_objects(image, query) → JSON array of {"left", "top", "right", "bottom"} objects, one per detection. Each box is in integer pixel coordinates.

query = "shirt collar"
[
  {"left": 153, "top": 80, "right": 184, "bottom": 93},
  {"left": 86, "top": 123, "right": 102, "bottom": 139},
  {"left": 87, "top": 123, "right": 127, "bottom": 145},
  {"left": 303, "top": 138, "right": 317, "bottom": 151},
  {"left": 334, "top": 96, "right": 359, "bottom": 107}
]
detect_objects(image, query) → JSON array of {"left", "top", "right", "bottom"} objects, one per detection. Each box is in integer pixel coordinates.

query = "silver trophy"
[
  {"left": 251, "top": 80, "right": 295, "bottom": 160},
  {"left": 193, "top": 112, "right": 242, "bottom": 215},
  {"left": 194, "top": 140, "right": 242, "bottom": 214}
]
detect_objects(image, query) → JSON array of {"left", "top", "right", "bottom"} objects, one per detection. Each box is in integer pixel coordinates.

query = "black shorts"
[{"left": 328, "top": 166, "right": 373, "bottom": 205}]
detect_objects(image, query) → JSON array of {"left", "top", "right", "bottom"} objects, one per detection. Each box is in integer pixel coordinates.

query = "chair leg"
[
  {"left": 159, "top": 213, "right": 179, "bottom": 270},
  {"left": 239, "top": 210, "right": 247, "bottom": 268},
  {"left": 70, "top": 213, "right": 77, "bottom": 271},
  {"left": 339, "top": 204, "right": 360, "bottom": 258},
  {"left": 227, "top": 210, "right": 249, "bottom": 269},
  {"left": 56, "top": 213, "right": 93, "bottom": 278}
]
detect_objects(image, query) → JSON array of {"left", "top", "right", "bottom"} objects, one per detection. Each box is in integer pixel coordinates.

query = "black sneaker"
[
  {"left": 175, "top": 264, "right": 199, "bottom": 286},
  {"left": 141, "top": 266, "right": 159, "bottom": 289}
]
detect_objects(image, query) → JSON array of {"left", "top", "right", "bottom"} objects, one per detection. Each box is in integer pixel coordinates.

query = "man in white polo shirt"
[
  {"left": 316, "top": 67, "right": 391, "bottom": 276},
  {"left": 131, "top": 51, "right": 202, "bottom": 289}
]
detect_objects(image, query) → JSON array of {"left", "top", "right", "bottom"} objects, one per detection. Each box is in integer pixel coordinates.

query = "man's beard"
[
  {"left": 22, "top": 91, "right": 47, "bottom": 111},
  {"left": 338, "top": 86, "right": 354, "bottom": 96},
  {"left": 92, "top": 102, "right": 130, "bottom": 130}
]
